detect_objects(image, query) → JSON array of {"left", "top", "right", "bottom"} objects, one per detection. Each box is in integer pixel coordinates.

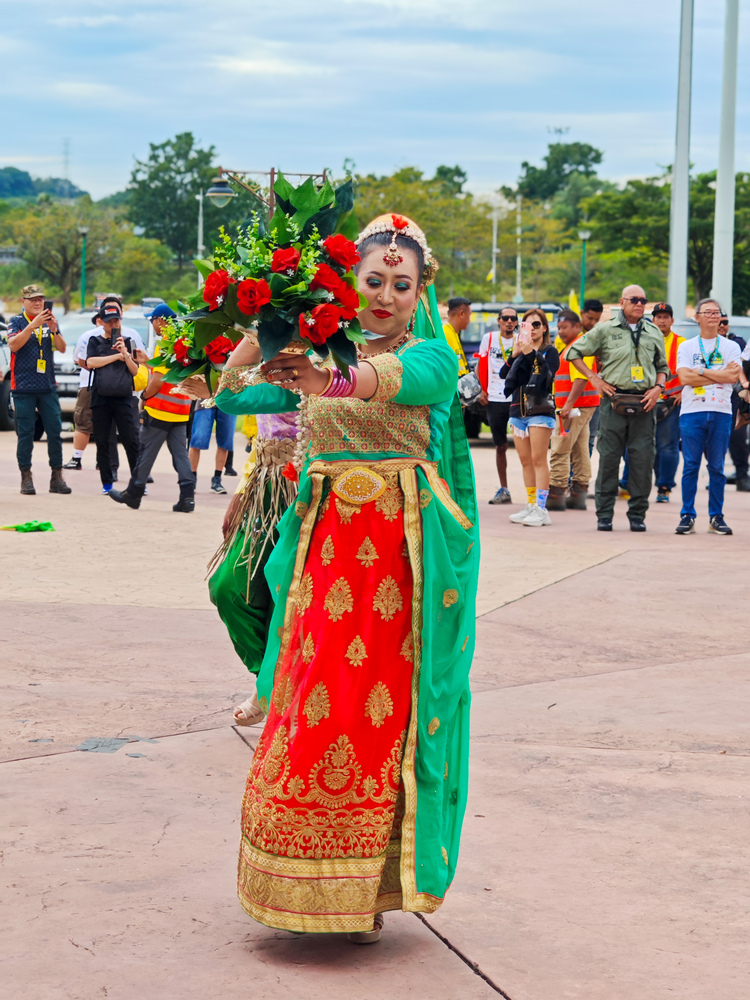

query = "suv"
[{"left": 460, "top": 301, "right": 564, "bottom": 437}]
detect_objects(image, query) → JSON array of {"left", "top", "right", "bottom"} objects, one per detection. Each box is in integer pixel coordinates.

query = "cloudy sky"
[{"left": 1, "top": 0, "right": 748, "bottom": 199}]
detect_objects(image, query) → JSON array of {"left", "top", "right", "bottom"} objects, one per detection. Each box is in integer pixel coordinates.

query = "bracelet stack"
[{"left": 319, "top": 367, "right": 358, "bottom": 398}]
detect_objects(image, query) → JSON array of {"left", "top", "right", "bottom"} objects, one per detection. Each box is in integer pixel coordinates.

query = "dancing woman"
[
  {"left": 501, "top": 309, "right": 559, "bottom": 527},
  {"left": 215, "top": 214, "right": 479, "bottom": 941}
]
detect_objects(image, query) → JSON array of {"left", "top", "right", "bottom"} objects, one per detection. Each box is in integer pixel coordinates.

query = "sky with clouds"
[{"left": 1, "top": 0, "right": 748, "bottom": 200}]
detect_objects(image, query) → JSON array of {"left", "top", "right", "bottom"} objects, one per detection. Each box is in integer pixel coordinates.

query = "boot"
[
  {"left": 20, "top": 467, "right": 36, "bottom": 495},
  {"left": 546, "top": 485, "right": 567, "bottom": 511},
  {"left": 173, "top": 482, "right": 195, "bottom": 513},
  {"left": 109, "top": 488, "right": 141, "bottom": 509},
  {"left": 49, "top": 468, "right": 72, "bottom": 494},
  {"left": 566, "top": 482, "right": 588, "bottom": 510}
]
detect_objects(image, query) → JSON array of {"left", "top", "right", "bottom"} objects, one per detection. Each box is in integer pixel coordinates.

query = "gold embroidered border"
[
  {"left": 398, "top": 466, "right": 424, "bottom": 910},
  {"left": 238, "top": 839, "right": 403, "bottom": 933},
  {"left": 418, "top": 463, "right": 473, "bottom": 529},
  {"left": 367, "top": 353, "right": 403, "bottom": 402},
  {"left": 217, "top": 364, "right": 262, "bottom": 395}
]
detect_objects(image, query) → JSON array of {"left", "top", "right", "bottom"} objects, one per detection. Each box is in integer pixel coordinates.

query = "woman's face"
[
  {"left": 357, "top": 246, "right": 423, "bottom": 340},
  {"left": 526, "top": 314, "right": 546, "bottom": 347}
]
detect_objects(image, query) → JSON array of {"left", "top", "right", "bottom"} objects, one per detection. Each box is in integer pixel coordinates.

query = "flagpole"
[
  {"left": 711, "top": 0, "right": 740, "bottom": 314},
  {"left": 667, "top": 0, "right": 693, "bottom": 320}
]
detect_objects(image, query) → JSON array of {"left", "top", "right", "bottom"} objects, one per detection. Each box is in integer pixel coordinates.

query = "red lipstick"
[{"left": 372, "top": 309, "right": 392, "bottom": 318}]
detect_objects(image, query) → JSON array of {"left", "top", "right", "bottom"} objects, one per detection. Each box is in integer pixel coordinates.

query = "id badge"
[
  {"left": 693, "top": 385, "right": 706, "bottom": 397},
  {"left": 37, "top": 359, "right": 46, "bottom": 374},
  {"left": 631, "top": 365, "right": 644, "bottom": 383}
]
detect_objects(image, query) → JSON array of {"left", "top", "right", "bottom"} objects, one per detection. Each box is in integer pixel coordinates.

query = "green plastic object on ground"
[{"left": 1, "top": 520, "right": 55, "bottom": 532}]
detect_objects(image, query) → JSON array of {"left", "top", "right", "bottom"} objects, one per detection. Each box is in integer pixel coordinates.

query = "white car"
[{"left": 0, "top": 319, "right": 13, "bottom": 430}]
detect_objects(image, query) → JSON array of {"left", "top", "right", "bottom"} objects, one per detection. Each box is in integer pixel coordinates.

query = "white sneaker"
[
  {"left": 509, "top": 503, "right": 535, "bottom": 523},
  {"left": 523, "top": 504, "right": 551, "bottom": 526}
]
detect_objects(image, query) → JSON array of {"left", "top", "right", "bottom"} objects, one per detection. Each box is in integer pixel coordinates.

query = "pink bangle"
[{"left": 321, "top": 367, "right": 358, "bottom": 398}]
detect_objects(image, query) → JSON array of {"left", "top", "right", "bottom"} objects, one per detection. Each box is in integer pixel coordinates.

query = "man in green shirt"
[{"left": 567, "top": 284, "right": 669, "bottom": 531}]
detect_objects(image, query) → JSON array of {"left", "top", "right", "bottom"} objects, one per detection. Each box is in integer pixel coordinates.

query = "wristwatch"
[{"left": 698, "top": 366, "right": 706, "bottom": 376}]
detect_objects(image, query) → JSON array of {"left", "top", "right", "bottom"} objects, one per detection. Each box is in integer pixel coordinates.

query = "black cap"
[
  {"left": 98, "top": 304, "right": 121, "bottom": 323},
  {"left": 652, "top": 302, "right": 673, "bottom": 317}
]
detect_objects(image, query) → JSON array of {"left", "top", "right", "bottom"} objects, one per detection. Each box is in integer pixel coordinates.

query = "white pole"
[
  {"left": 667, "top": 0, "right": 693, "bottom": 320},
  {"left": 514, "top": 193, "right": 522, "bottom": 303},
  {"left": 711, "top": 0, "right": 740, "bottom": 314},
  {"left": 196, "top": 190, "right": 205, "bottom": 289},
  {"left": 491, "top": 205, "right": 498, "bottom": 303}
]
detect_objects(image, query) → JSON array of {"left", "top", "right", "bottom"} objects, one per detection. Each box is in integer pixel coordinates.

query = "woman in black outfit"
[{"left": 501, "top": 308, "right": 559, "bottom": 526}]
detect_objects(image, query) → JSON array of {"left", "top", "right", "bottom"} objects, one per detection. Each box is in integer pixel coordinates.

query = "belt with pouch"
[{"left": 610, "top": 388, "right": 649, "bottom": 416}]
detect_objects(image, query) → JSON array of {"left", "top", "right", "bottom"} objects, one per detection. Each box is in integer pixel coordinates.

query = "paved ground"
[{"left": 2, "top": 426, "right": 749, "bottom": 1000}]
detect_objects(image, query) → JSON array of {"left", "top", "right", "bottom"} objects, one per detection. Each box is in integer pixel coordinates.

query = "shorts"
[
  {"left": 189, "top": 405, "right": 236, "bottom": 451},
  {"left": 74, "top": 386, "right": 94, "bottom": 435},
  {"left": 509, "top": 414, "right": 556, "bottom": 438},
  {"left": 486, "top": 401, "right": 511, "bottom": 447}
]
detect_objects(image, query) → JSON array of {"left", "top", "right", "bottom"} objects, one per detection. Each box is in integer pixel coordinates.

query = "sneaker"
[
  {"left": 675, "top": 515, "right": 695, "bottom": 535},
  {"left": 173, "top": 497, "right": 195, "bottom": 513},
  {"left": 102, "top": 483, "right": 113, "bottom": 494},
  {"left": 597, "top": 518, "right": 613, "bottom": 531},
  {"left": 489, "top": 487, "right": 512, "bottom": 505},
  {"left": 656, "top": 488, "right": 671, "bottom": 503},
  {"left": 210, "top": 475, "right": 227, "bottom": 495},
  {"left": 147, "top": 476, "right": 154, "bottom": 484},
  {"left": 509, "top": 503, "right": 535, "bottom": 523},
  {"left": 708, "top": 515, "right": 733, "bottom": 535},
  {"left": 523, "top": 505, "right": 551, "bottom": 527},
  {"left": 629, "top": 519, "right": 647, "bottom": 532},
  {"left": 63, "top": 457, "right": 82, "bottom": 470}
]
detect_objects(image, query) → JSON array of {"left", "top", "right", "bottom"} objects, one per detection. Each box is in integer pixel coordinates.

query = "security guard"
[{"left": 567, "top": 284, "right": 669, "bottom": 531}]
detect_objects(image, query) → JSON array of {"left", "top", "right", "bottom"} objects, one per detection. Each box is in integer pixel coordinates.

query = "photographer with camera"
[
  {"left": 7, "top": 284, "right": 71, "bottom": 495},
  {"left": 86, "top": 302, "right": 141, "bottom": 494}
]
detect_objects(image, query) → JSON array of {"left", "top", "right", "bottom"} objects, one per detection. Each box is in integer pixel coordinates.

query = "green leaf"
[
  {"left": 194, "top": 318, "right": 232, "bottom": 349},
  {"left": 257, "top": 314, "right": 297, "bottom": 362},
  {"left": 222, "top": 282, "right": 249, "bottom": 326},
  {"left": 183, "top": 306, "right": 233, "bottom": 325},
  {"left": 192, "top": 258, "right": 215, "bottom": 280},
  {"left": 302, "top": 205, "right": 340, "bottom": 240},
  {"left": 334, "top": 179, "right": 354, "bottom": 214},
  {"left": 345, "top": 318, "right": 366, "bottom": 344},
  {"left": 289, "top": 176, "right": 318, "bottom": 214},
  {"left": 269, "top": 273, "right": 291, "bottom": 296},
  {"left": 269, "top": 210, "right": 295, "bottom": 243},
  {"left": 273, "top": 171, "right": 295, "bottom": 209},
  {"left": 162, "top": 361, "right": 206, "bottom": 383},
  {"left": 334, "top": 208, "right": 359, "bottom": 240},
  {"left": 327, "top": 328, "right": 357, "bottom": 370}
]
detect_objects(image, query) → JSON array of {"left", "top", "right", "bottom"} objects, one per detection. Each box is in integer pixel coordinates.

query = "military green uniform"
[{"left": 567, "top": 313, "right": 669, "bottom": 522}]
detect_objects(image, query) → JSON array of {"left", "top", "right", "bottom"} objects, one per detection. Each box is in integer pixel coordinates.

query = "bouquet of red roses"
[
  {"left": 148, "top": 316, "right": 237, "bottom": 390},
  {"left": 184, "top": 173, "right": 366, "bottom": 376}
]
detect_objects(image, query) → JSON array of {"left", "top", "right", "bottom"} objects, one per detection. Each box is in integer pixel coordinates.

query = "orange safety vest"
[
  {"left": 144, "top": 386, "right": 192, "bottom": 419},
  {"left": 554, "top": 341, "right": 600, "bottom": 408},
  {"left": 664, "top": 333, "right": 681, "bottom": 395}
]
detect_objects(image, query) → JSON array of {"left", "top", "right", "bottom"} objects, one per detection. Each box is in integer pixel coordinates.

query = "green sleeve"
[
  {"left": 367, "top": 339, "right": 458, "bottom": 406},
  {"left": 566, "top": 324, "right": 603, "bottom": 362},
  {"left": 215, "top": 382, "right": 300, "bottom": 415}
]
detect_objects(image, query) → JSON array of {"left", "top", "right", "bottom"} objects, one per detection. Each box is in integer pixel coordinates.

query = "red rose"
[
  {"left": 334, "top": 281, "right": 361, "bottom": 320},
  {"left": 237, "top": 278, "right": 272, "bottom": 316},
  {"left": 391, "top": 214, "right": 409, "bottom": 230},
  {"left": 282, "top": 461, "right": 299, "bottom": 483},
  {"left": 310, "top": 262, "right": 343, "bottom": 294},
  {"left": 322, "top": 234, "right": 360, "bottom": 269},
  {"left": 174, "top": 337, "right": 191, "bottom": 366},
  {"left": 205, "top": 334, "right": 234, "bottom": 364},
  {"left": 203, "top": 269, "right": 231, "bottom": 310},
  {"left": 299, "top": 302, "right": 342, "bottom": 345},
  {"left": 271, "top": 247, "right": 301, "bottom": 274}
]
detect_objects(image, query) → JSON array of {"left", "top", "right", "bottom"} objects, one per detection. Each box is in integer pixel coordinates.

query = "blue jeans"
[
  {"left": 189, "top": 406, "right": 235, "bottom": 451},
  {"left": 679, "top": 410, "right": 733, "bottom": 518},
  {"left": 13, "top": 390, "right": 63, "bottom": 469},
  {"left": 654, "top": 404, "right": 681, "bottom": 489}
]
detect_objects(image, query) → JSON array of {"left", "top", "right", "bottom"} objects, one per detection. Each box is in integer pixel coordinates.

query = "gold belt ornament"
[{"left": 331, "top": 467, "right": 388, "bottom": 506}]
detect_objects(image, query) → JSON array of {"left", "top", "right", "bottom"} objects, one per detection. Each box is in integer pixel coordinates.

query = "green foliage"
[
  {"left": 517, "top": 143, "right": 604, "bottom": 201},
  {"left": 0, "top": 167, "right": 87, "bottom": 200}
]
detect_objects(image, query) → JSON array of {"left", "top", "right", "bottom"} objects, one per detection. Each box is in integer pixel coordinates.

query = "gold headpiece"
[{"left": 355, "top": 213, "right": 439, "bottom": 285}]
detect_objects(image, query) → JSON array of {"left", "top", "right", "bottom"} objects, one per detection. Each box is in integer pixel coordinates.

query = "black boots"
[
  {"left": 109, "top": 488, "right": 142, "bottom": 509},
  {"left": 173, "top": 482, "right": 195, "bottom": 513}
]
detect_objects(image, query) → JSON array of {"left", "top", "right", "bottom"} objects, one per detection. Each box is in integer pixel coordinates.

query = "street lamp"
[
  {"left": 206, "top": 178, "right": 236, "bottom": 209},
  {"left": 77, "top": 226, "right": 89, "bottom": 311},
  {"left": 578, "top": 229, "right": 591, "bottom": 311}
]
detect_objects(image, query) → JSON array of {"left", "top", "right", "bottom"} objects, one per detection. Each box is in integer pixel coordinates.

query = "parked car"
[
  {"left": 0, "top": 319, "right": 13, "bottom": 430},
  {"left": 460, "top": 301, "right": 564, "bottom": 438}
]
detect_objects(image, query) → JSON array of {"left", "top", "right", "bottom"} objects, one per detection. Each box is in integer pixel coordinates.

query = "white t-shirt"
[
  {"left": 677, "top": 334, "right": 741, "bottom": 415},
  {"left": 75, "top": 326, "right": 145, "bottom": 391},
  {"left": 479, "top": 331, "right": 515, "bottom": 402}
]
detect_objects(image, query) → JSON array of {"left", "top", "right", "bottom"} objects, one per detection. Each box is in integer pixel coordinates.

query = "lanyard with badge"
[
  {"left": 693, "top": 337, "right": 723, "bottom": 397},
  {"left": 493, "top": 330, "right": 514, "bottom": 364},
  {"left": 629, "top": 322, "right": 644, "bottom": 384},
  {"left": 25, "top": 311, "right": 47, "bottom": 374}
]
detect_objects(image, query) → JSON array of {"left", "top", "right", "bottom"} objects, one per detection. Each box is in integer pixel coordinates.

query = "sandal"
[
  {"left": 233, "top": 693, "right": 265, "bottom": 727},
  {"left": 347, "top": 912, "right": 384, "bottom": 945}
]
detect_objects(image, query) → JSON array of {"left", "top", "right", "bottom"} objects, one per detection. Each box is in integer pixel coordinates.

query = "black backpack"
[{"left": 90, "top": 335, "right": 134, "bottom": 397}]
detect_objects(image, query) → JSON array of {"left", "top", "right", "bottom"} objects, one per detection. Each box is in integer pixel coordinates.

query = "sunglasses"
[
  {"left": 626, "top": 297, "right": 648, "bottom": 306},
  {"left": 528, "top": 320, "right": 543, "bottom": 330},
  {"left": 500, "top": 315, "right": 518, "bottom": 322},
  {"left": 718, "top": 319, "right": 729, "bottom": 327}
]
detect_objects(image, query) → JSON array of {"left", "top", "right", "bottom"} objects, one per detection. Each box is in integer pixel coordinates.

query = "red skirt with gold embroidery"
[{"left": 238, "top": 476, "right": 416, "bottom": 933}]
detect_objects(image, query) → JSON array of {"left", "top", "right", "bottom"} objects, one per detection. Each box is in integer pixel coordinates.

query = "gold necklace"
[{"left": 357, "top": 331, "right": 411, "bottom": 359}]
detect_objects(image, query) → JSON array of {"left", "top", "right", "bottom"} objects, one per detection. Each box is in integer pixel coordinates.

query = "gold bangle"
[{"left": 310, "top": 367, "right": 334, "bottom": 396}]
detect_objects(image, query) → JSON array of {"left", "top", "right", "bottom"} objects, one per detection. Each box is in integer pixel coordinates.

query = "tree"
[
  {"left": 98, "top": 231, "right": 171, "bottom": 301},
  {"left": 0, "top": 167, "right": 86, "bottom": 200},
  {"left": 517, "top": 142, "right": 604, "bottom": 201},
  {"left": 5, "top": 199, "right": 121, "bottom": 311}
]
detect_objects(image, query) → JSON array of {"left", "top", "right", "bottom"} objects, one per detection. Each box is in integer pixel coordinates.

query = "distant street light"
[
  {"left": 578, "top": 229, "right": 591, "bottom": 311},
  {"left": 77, "top": 226, "right": 89, "bottom": 311}
]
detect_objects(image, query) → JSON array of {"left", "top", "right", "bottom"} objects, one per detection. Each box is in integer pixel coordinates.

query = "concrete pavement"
[{"left": 2, "top": 428, "right": 749, "bottom": 999}]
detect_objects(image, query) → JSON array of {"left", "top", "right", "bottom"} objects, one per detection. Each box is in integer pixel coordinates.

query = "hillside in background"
[{"left": 0, "top": 167, "right": 87, "bottom": 200}]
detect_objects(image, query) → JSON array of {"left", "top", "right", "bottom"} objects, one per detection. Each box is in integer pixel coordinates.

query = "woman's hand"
[
  {"left": 262, "top": 352, "right": 329, "bottom": 395},
  {"left": 179, "top": 375, "right": 212, "bottom": 399},
  {"left": 516, "top": 323, "right": 534, "bottom": 355}
]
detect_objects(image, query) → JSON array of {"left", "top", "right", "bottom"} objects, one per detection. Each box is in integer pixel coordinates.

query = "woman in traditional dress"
[{"left": 215, "top": 214, "right": 479, "bottom": 941}]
